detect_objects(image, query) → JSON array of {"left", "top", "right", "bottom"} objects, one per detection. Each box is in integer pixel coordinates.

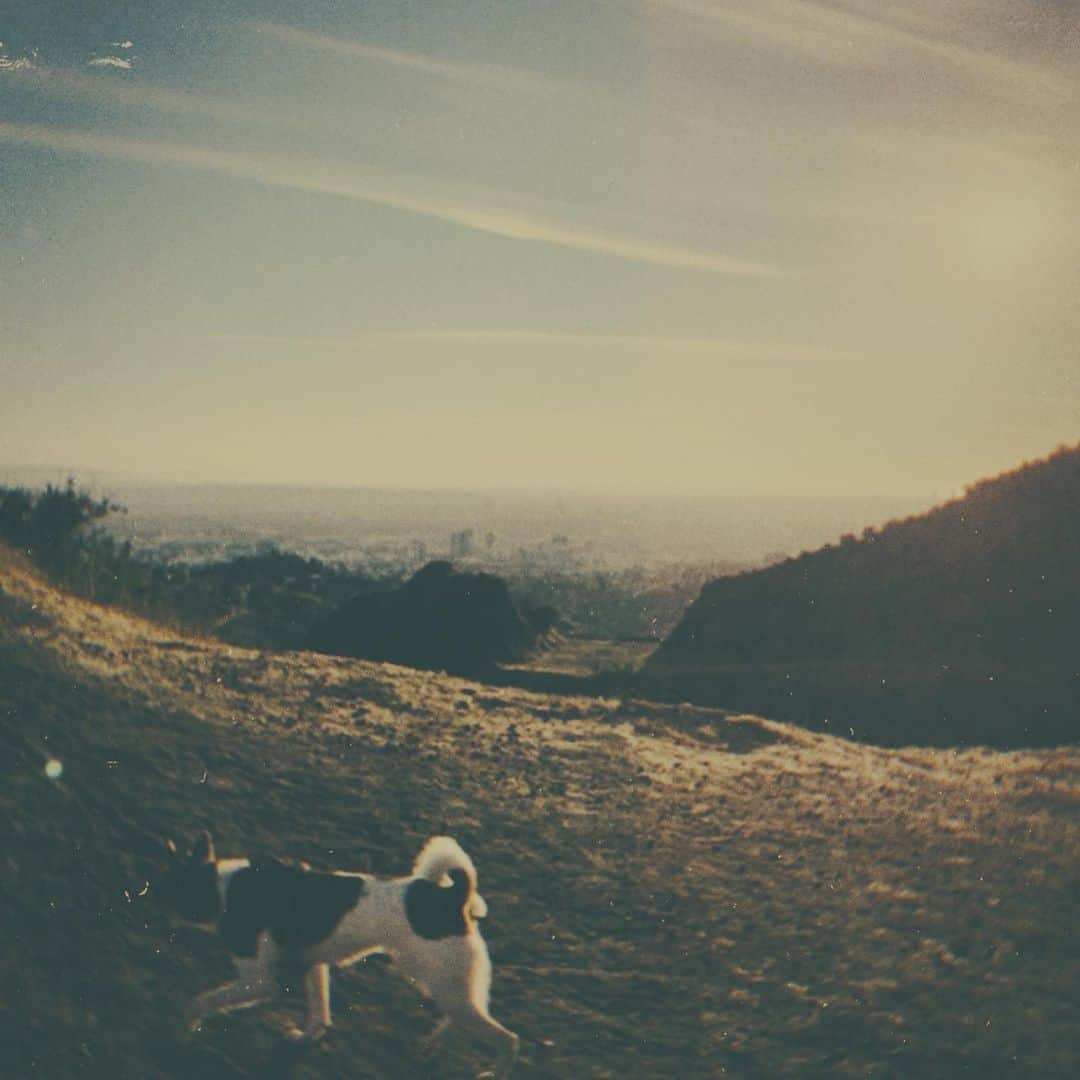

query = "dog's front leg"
[
  {"left": 419, "top": 1016, "right": 452, "bottom": 1059},
  {"left": 181, "top": 975, "right": 275, "bottom": 1036},
  {"left": 287, "top": 963, "right": 332, "bottom": 1043}
]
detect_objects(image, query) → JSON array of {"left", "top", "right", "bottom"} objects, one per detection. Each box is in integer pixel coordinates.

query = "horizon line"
[{"left": 0, "top": 464, "right": 940, "bottom": 503}]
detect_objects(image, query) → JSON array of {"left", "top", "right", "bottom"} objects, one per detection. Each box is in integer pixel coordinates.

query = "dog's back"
[{"left": 218, "top": 858, "right": 368, "bottom": 958}]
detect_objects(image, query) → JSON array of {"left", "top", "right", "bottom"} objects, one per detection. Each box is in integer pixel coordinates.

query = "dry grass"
[
  {"left": 503, "top": 638, "right": 655, "bottom": 679},
  {"left": 1, "top": 545, "right": 1078, "bottom": 1078}
]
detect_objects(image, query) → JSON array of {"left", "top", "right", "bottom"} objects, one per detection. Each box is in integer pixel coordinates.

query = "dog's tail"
[{"left": 412, "top": 836, "right": 489, "bottom": 919}]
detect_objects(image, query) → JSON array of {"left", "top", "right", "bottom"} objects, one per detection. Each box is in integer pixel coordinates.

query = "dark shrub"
[{"left": 307, "top": 560, "right": 539, "bottom": 675}]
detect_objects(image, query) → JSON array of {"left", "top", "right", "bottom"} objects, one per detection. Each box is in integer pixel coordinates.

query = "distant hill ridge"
[{"left": 646, "top": 444, "right": 1080, "bottom": 746}]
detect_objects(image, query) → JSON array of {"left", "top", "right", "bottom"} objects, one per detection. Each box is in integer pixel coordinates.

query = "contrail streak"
[{"left": 0, "top": 122, "right": 786, "bottom": 277}]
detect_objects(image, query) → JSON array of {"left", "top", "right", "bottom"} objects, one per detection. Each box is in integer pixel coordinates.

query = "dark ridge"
[{"left": 645, "top": 443, "right": 1080, "bottom": 746}]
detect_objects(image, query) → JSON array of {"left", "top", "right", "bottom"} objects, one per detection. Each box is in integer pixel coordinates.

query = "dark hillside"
[
  {"left": 4, "top": 546, "right": 1080, "bottom": 1077},
  {"left": 646, "top": 445, "right": 1080, "bottom": 745}
]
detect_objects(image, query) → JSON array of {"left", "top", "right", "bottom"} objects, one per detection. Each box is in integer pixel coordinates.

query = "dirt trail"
[{"left": 2, "top": 547, "right": 1078, "bottom": 1078}]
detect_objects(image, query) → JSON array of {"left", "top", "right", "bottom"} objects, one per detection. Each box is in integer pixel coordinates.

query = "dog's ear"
[{"left": 191, "top": 831, "right": 215, "bottom": 863}]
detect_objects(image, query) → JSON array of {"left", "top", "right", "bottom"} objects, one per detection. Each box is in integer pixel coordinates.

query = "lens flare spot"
[{"left": 44, "top": 758, "right": 63, "bottom": 780}]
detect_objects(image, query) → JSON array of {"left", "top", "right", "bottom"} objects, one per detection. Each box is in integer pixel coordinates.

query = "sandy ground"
[{"left": 1, "top": 545, "right": 1078, "bottom": 1078}]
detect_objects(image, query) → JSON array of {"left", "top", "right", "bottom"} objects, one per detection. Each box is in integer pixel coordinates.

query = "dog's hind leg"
[
  {"left": 446, "top": 1005, "right": 519, "bottom": 1079},
  {"left": 182, "top": 937, "right": 282, "bottom": 1037},
  {"left": 288, "top": 963, "right": 332, "bottom": 1043},
  {"left": 419, "top": 1016, "right": 452, "bottom": 1059}
]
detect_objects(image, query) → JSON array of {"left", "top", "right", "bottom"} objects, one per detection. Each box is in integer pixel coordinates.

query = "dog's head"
[{"left": 156, "top": 830, "right": 222, "bottom": 925}]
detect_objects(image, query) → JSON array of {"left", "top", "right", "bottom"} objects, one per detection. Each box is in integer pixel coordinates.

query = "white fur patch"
[{"left": 412, "top": 835, "right": 477, "bottom": 887}]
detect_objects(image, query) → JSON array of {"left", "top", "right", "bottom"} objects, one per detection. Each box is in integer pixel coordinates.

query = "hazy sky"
[{"left": 2, "top": 1, "right": 1078, "bottom": 495}]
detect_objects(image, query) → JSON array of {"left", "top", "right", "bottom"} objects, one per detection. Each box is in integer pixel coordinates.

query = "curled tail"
[{"left": 412, "top": 836, "right": 488, "bottom": 919}]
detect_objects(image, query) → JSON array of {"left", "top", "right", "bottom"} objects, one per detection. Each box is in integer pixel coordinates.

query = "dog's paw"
[
  {"left": 284, "top": 1022, "right": 330, "bottom": 1045},
  {"left": 475, "top": 1064, "right": 515, "bottom": 1080},
  {"left": 174, "top": 1012, "right": 203, "bottom": 1042}
]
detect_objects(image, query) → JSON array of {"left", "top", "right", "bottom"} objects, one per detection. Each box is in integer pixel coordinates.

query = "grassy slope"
[{"left": 1, "top": 546, "right": 1078, "bottom": 1079}]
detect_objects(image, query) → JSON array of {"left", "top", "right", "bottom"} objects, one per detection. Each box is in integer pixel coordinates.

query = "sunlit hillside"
[{"left": 2, "top": 546, "right": 1078, "bottom": 1078}]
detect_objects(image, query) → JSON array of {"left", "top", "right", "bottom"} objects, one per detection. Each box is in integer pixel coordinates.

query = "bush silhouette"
[{"left": 307, "top": 560, "right": 539, "bottom": 675}]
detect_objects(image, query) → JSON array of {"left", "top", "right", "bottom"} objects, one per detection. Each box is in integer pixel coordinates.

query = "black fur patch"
[
  {"left": 158, "top": 861, "right": 221, "bottom": 924},
  {"left": 404, "top": 869, "right": 470, "bottom": 940},
  {"left": 218, "top": 859, "right": 366, "bottom": 958}
]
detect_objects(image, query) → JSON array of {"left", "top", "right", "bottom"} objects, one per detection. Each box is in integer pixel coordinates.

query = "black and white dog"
[{"left": 158, "top": 831, "right": 519, "bottom": 1077}]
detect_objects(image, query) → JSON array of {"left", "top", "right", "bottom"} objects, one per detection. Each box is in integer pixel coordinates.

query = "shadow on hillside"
[
  {"left": 0, "top": 587, "right": 52, "bottom": 632},
  {"left": 492, "top": 635, "right": 655, "bottom": 699},
  {"left": 636, "top": 662, "right": 1080, "bottom": 749},
  {"left": 496, "top": 643, "right": 1080, "bottom": 750},
  {"left": 488, "top": 666, "right": 603, "bottom": 697}
]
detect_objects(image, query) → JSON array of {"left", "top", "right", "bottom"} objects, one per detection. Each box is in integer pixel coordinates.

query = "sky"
[{"left": 1, "top": 0, "right": 1078, "bottom": 496}]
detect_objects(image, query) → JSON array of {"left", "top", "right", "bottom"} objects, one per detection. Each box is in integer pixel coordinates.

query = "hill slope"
[
  {"left": 647, "top": 444, "right": 1080, "bottom": 746},
  {"left": 2, "top": 547, "right": 1079, "bottom": 1077}
]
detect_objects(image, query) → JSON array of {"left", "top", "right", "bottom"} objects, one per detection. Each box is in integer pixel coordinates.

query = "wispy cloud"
[
  {"left": 87, "top": 57, "right": 132, "bottom": 70},
  {"left": 0, "top": 122, "right": 785, "bottom": 276},
  {"left": 212, "top": 330, "right": 824, "bottom": 356},
  {"left": 650, "top": 0, "right": 1078, "bottom": 105},
  {"left": 652, "top": 0, "right": 862, "bottom": 67},
  {"left": 2, "top": 62, "right": 367, "bottom": 132},
  {"left": 251, "top": 21, "right": 561, "bottom": 98}
]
